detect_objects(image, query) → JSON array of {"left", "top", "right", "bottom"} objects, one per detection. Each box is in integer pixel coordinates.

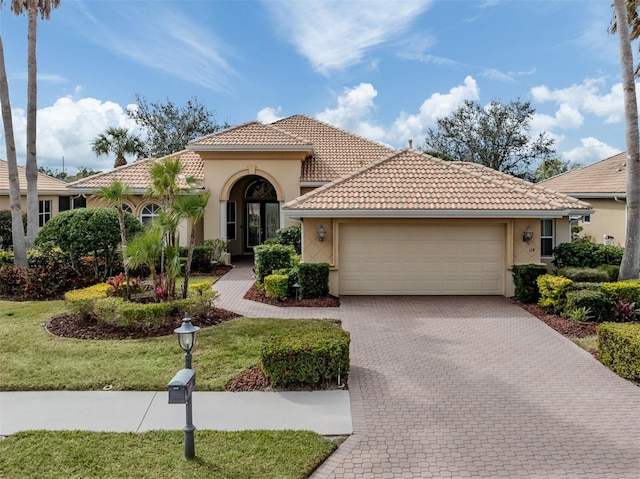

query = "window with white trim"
[
  {"left": 140, "top": 203, "right": 161, "bottom": 226},
  {"left": 39, "top": 200, "right": 52, "bottom": 227},
  {"left": 226, "top": 201, "right": 237, "bottom": 240},
  {"left": 582, "top": 215, "right": 591, "bottom": 224},
  {"left": 540, "top": 219, "right": 555, "bottom": 257}
]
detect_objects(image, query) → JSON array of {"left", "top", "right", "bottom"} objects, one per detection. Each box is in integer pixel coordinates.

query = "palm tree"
[
  {"left": 124, "top": 228, "right": 162, "bottom": 289},
  {"left": 172, "top": 192, "right": 210, "bottom": 298},
  {"left": 10, "top": 0, "right": 60, "bottom": 248},
  {"left": 91, "top": 127, "right": 145, "bottom": 168},
  {"left": 94, "top": 180, "right": 133, "bottom": 297},
  {"left": 0, "top": 31, "right": 27, "bottom": 266},
  {"left": 613, "top": 0, "right": 640, "bottom": 280}
]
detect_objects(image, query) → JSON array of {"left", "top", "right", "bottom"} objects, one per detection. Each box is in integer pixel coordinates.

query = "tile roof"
[
  {"left": 189, "top": 121, "right": 313, "bottom": 148},
  {"left": 0, "top": 159, "right": 69, "bottom": 193},
  {"left": 283, "top": 150, "right": 592, "bottom": 215},
  {"left": 67, "top": 151, "right": 204, "bottom": 190},
  {"left": 538, "top": 152, "right": 626, "bottom": 195},
  {"left": 272, "top": 115, "right": 396, "bottom": 182}
]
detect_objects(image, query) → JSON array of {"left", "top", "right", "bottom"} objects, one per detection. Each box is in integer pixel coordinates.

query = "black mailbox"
[{"left": 168, "top": 368, "right": 196, "bottom": 404}]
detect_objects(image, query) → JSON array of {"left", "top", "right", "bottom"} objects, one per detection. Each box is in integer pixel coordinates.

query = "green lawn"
[
  {"left": 0, "top": 430, "right": 336, "bottom": 479},
  {"left": 0, "top": 300, "right": 339, "bottom": 391}
]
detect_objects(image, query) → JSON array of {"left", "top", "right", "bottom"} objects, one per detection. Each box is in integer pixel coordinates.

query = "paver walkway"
[{"left": 217, "top": 261, "right": 640, "bottom": 479}]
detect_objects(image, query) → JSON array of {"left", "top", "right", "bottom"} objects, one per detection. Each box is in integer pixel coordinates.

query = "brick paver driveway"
[{"left": 216, "top": 265, "right": 640, "bottom": 478}]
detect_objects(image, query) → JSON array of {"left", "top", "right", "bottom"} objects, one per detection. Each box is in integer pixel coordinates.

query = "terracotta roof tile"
[
  {"left": 0, "top": 159, "right": 69, "bottom": 193},
  {"left": 67, "top": 151, "right": 203, "bottom": 190},
  {"left": 538, "top": 152, "right": 626, "bottom": 195},
  {"left": 272, "top": 115, "right": 396, "bottom": 182},
  {"left": 283, "top": 150, "right": 592, "bottom": 213},
  {"left": 189, "top": 121, "right": 313, "bottom": 147}
]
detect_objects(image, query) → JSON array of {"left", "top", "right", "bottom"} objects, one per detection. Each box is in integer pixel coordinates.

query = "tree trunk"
[
  {"left": 0, "top": 36, "right": 27, "bottom": 267},
  {"left": 182, "top": 223, "right": 197, "bottom": 299},
  {"left": 25, "top": 3, "right": 39, "bottom": 249},
  {"left": 615, "top": 0, "right": 640, "bottom": 280}
]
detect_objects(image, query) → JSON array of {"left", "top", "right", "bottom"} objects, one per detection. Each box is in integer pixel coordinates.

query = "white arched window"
[{"left": 140, "top": 203, "right": 161, "bottom": 226}]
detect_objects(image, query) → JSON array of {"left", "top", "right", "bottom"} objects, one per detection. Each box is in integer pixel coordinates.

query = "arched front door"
[{"left": 245, "top": 178, "right": 279, "bottom": 251}]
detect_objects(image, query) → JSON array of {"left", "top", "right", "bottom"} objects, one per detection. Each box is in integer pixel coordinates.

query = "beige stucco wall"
[
  {"left": 0, "top": 194, "right": 61, "bottom": 216},
  {"left": 579, "top": 198, "right": 626, "bottom": 246}
]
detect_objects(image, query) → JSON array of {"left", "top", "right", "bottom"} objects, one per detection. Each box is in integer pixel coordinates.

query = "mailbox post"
[{"left": 169, "top": 314, "right": 200, "bottom": 460}]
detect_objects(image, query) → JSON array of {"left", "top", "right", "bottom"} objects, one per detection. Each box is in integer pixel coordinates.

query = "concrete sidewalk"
[{"left": 0, "top": 390, "right": 352, "bottom": 436}]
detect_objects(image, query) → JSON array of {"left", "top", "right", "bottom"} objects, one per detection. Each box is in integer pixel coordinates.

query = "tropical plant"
[
  {"left": 10, "top": 0, "right": 61, "bottom": 248},
  {"left": 0, "top": 3, "right": 27, "bottom": 266},
  {"left": 612, "top": 0, "right": 640, "bottom": 280},
  {"left": 421, "top": 98, "right": 555, "bottom": 180},
  {"left": 124, "top": 228, "right": 162, "bottom": 289},
  {"left": 91, "top": 126, "right": 145, "bottom": 168}
]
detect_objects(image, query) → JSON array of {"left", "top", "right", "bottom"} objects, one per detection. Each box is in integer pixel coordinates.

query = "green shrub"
[
  {"left": 600, "top": 281, "right": 640, "bottom": 304},
  {"left": 275, "top": 226, "right": 302, "bottom": 254},
  {"left": 537, "top": 274, "right": 573, "bottom": 312},
  {"left": 186, "top": 282, "right": 218, "bottom": 317},
  {"left": 552, "top": 241, "right": 624, "bottom": 268},
  {"left": 564, "top": 289, "right": 612, "bottom": 322},
  {"left": 298, "top": 262, "right": 330, "bottom": 299},
  {"left": 0, "top": 210, "right": 26, "bottom": 250},
  {"left": 558, "top": 267, "right": 610, "bottom": 283},
  {"left": 570, "top": 282, "right": 602, "bottom": 292},
  {"left": 0, "top": 250, "right": 14, "bottom": 267},
  {"left": 254, "top": 244, "right": 295, "bottom": 284},
  {"left": 598, "top": 264, "right": 620, "bottom": 282},
  {"left": 598, "top": 322, "right": 640, "bottom": 380},
  {"left": 114, "top": 302, "right": 173, "bottom": 329},
  {"left": 203, "top": 238, "right": 228, "bottom": 264},
  {"left": 264, "top": 274, "right": 289, "bottom": 300},
  {"left": 261, "top": 325, "right": 350, "bottom": 387},
  {"left": 65, "top": 283, "right": 113, "bottom": 319},
  {"left": 512, "top": 264, "right": 548, "bottom": 303}
]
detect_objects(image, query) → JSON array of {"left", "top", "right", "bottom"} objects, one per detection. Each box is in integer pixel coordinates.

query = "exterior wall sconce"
[
  {"left": 523, "top": 226, "right": 534, "bottom": 244},
  {"left": 317, "top": 224, "right": 326, "bottom": 243}
]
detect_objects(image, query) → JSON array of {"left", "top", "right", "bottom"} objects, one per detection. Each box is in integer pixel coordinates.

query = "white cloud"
[
  {"left": 264, "top": 0, "right": 433, "bottom": 74},
  {"left": 389, "top": 76, "right": 480, "bottom": 146},
  {"left": 561, "top": 137, "right": 621, "bottom": 165},
  {"left": 316, "top": 83, "right": 386, "bottom": 141},
  {"left": 72, "top": 1, "right": 237, "bottom": 93},
  {"left": 532, "top": 103, "right": 584, "bottom": 133},
  {"left": 0, "top": 97, "right": 139, "bottom": 174},
  {"left": 257, "top": 107, "right": 283, "bottom": 124}
]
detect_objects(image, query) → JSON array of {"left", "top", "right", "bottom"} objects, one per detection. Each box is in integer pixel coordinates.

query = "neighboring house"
[
  {"left": 68, "top": 115, "right": 591, "bottom": 297},
  {"left": 0, "top": 159, "right": 85, "bottom": 230},
  {"left": 539, "top": 152, "right": 626, "bottom": 246}
]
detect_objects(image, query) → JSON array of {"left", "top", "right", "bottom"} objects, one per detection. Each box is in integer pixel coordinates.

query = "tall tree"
[
  {"left": 0, "top": 28, "right": 27, "bottom": 266},
  {"left": 11, "top": 0, "right": 61, "bottom": 248},
  {"left": 611, "top": 0, "right": 640, "bottom": 76},
  {"left": 91, "top": 126, "right": 145, "bottom": 168},
  {"left": 613, "top": 0, "right": 640, "bottom": 280},
  {"left": 421, "top": 99, "right": 555, "bottom": 180},
  {"left": 128, "top": 94, "right": 229, "bottom": 157},
  {"left": 534, "top": 158, "right": 581, "bottom": 182}
]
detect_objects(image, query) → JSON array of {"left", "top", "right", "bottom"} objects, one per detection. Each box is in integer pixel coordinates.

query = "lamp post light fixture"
[
  {"left": 523, "top": 226, "right": 534, "bottom": 244},
  {"left": 170, "top": 313, "right": 200, "bottom": 460},
  {"left": 316, "top": 224, "right": 326, "bottom": 243},
  {"left": 292, "top": 282, "right": 301, "bottom": 301}
]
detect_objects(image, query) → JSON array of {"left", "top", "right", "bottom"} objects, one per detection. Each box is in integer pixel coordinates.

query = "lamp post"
[{"left": 174, "top": 313, "right": 200, "bottom": 459}]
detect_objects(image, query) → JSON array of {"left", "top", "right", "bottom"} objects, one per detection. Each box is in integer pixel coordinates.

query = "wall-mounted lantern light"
[
  {"left": 523, "top": 226, "right": 534, "bottom": 244},
  {"left": 317, "top": 224, "right": 326, "bottom": 243}
]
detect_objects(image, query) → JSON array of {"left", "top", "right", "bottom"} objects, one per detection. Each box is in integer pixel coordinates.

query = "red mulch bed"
[
  {"left": 243, "top": 283, "right": 340, "bottom": 307},
  {"left": 514, "top": 301, "right": 598, "bottom": 338}
]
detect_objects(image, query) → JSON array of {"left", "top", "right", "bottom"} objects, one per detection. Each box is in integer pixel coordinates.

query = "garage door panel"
[{"left": 339, "top": 224, "right": 504, "bottom": 295}]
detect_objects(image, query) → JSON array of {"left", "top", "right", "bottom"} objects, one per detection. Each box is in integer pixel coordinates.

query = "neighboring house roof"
[
  {"left": 67, "top": 151, "right": 204, "bottom": 192},
  {"left": 539, "top": 152, "right": 626, "bottom": 197},
  {"left": 272, "top": 115, "right": 396, "bottom": 183},
  {"left": 0, "top": 159, "right": 69, "bottom": 194},
  {"left": 283, "top": 150, "right": 592, "bottom": 218},
  {"left": 189, "top": 121, "right": 314, "bottom": 150}
]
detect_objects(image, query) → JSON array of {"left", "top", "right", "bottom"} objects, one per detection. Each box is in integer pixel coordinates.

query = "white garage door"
[{"left": 339, "top": 223, "right": 504, "bottom": 295}]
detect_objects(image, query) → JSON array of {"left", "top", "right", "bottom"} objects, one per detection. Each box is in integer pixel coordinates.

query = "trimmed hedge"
[
  {"left": 254, "top": 244, "right": 296, "bottom": 284},
  {"left": 552, "top": 241, "right": 624, "bottom": 268},
  {"left": 275, "top": 225, "right": 301, "bottom": 254},
  {"left": 64, "top": 283, "right": 113, "bottom": 319},
  {"left": 598, "top": 264, "right": 621, "bottom": 282},
  {"left": 265, "top": 274, "right": 289, "bottom": 300},
  {"left": 261, "top": 325, "right": 350, "bottom": 387},
  {"left": 564, "top": 289, "right": 612, "bottom": 322},
  {"left": 298, "top": 262, "right": 330, "bottom": 299},
  {"left": 600, "top": 281, "right": 640, "bottom": 304},
  {"left": 598, "top": 322, "right": 640, "bottom": 380},
  {"left": 537, "top": 274, "right": 573, "bottom": 312},
  {"left": 557, "top": 267, "right": 610, "bottom": 283},
  {"left": 512, "top": 264, "right": 548, "bottom": 303}
]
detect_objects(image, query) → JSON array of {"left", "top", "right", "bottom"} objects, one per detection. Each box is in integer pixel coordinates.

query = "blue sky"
[{"left": 0, "top": 0, "right": 631, "bottom": 174}]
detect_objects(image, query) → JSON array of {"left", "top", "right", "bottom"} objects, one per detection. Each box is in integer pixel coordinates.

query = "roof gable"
[
  {"left": 539, "top": 152, "right": 626, "bottom": 195},
  {"left": 188, "top": 121, "right": 313, "bottom": 150},
  {"left": 283, "top": 150, "right": 592, "bottom": 216}
]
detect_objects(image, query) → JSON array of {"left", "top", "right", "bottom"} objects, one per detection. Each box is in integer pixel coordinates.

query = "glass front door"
[{"left": 246, "top": 202, "right": 280, "bottom": 250}]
